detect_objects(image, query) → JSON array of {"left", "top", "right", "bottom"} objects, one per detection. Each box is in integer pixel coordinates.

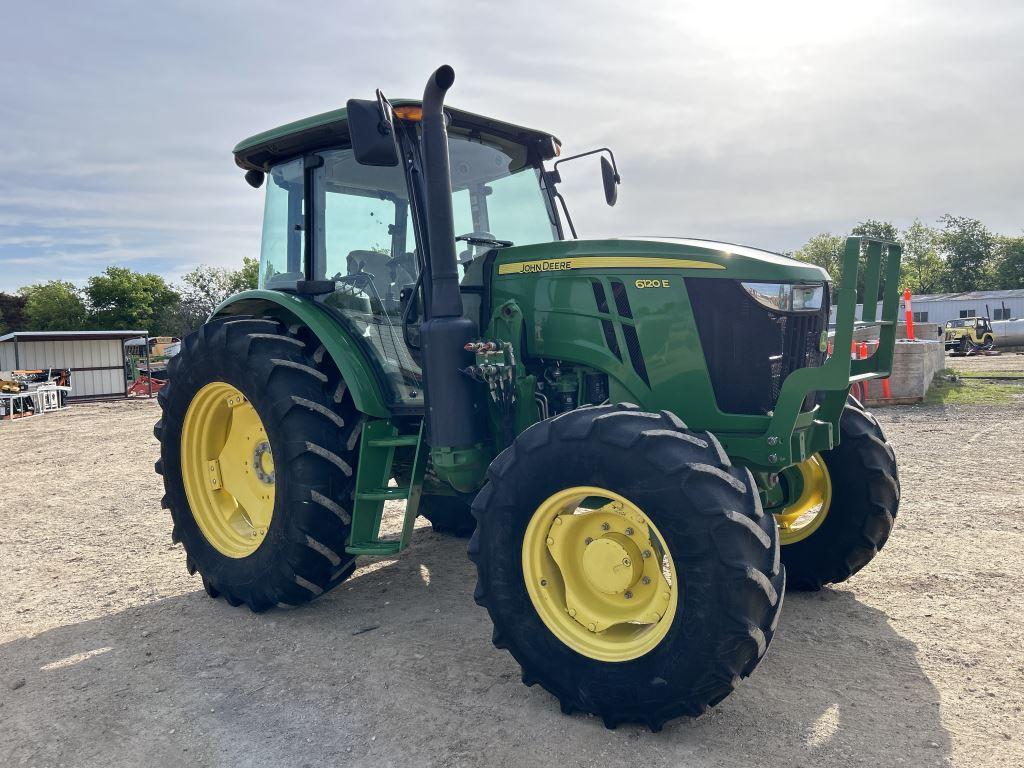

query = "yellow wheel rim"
[
  {"left": 522, "top": 486, "right": 679, "bottom": 662},
  {"left": 773, "top": 454, "right": 832, "bottom": 545},
  {"left": 181, "top": 382, "right": 275, "bottom": 558}
]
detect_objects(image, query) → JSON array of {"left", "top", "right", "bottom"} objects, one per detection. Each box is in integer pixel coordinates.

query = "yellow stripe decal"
[{"left": 496, "top": 256, "right": 726, "bottom": 275}]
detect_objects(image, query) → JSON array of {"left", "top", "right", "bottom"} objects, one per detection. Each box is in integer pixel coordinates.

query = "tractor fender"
[{"left": 212, "top": 289, "right": 390, "bottom": 418}]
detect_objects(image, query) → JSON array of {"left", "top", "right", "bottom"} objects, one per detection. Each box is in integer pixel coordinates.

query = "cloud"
[{"left": 1, "top": 0, "right": 1022, "bottom": 292}]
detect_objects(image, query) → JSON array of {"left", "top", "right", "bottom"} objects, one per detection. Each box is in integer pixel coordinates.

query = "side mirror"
[
  {"left": 346, "top": 97, "right": 399, "bottom": 166},
  {"left": 601, "top": 156, "right": 620, "bottom": 206}
]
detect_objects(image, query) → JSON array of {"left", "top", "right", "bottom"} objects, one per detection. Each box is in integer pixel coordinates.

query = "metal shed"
[
  {"left": 0, "top": 330, "right": 147, "bottom": 400},
  {"left": 834, "top": 289, "right": 1024, "bottom": 327}
]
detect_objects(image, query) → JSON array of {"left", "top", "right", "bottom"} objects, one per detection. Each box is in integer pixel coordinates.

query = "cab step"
[{"left": 345, "top": 419, "right": 426, "bottom": 557}]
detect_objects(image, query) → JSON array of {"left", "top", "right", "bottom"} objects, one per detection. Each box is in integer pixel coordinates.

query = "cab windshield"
[{"left": 446, "top": 131, "right": 559, "bottom": 263}]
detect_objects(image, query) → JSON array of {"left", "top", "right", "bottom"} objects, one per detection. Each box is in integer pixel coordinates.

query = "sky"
[{"left": 1, "top": 0, "right": 1022, "bottom": 292}]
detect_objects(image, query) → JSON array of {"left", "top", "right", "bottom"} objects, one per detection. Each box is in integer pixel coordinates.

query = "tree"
[
  {"left": 84, "top": 267, "right": 180, "bottom": 334},
  {"left": 235, "top": 256, "right": 259, "bottom": 293},
  {"left": 0, "top": 292, "right": 27, "bottom": 333},
  {"left": 993, "top": 235, "right": 1024, "bottom": 290},
  {"left": 18, "top": 281, "right": 89, "bottom": 331},
  {"left": 158, "top": 257, "right": 261, "bottom": 337},
  {"left": 792, "top": 233, "right": 847, "bottom": 286},
  {"left": 900, "top": 219, "right": 945, "bottom": 295},
  {"left": 851, "top": 219, "right": 900, "bottom": 244},
  {"left": 937, "top": 215, "right": 994, "bottom": 292}
]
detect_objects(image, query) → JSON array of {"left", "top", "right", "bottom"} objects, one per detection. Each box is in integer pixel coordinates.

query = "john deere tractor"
[{"left": 155, "top": 66, "right": 901, "bottom": 729}]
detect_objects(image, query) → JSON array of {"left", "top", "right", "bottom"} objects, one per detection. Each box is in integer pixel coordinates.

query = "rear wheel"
[
  {"left": 419, "top": 494, "right": 475, "bottom": 537},
  {"left": 470, "top": 404, "right": 784, "bottom": 730},
  {"left": 771, "top": 403, "right": 899, "bottom": 590},
  {"left": 155, "top": 316, "right": 362, "bottom": 611}
]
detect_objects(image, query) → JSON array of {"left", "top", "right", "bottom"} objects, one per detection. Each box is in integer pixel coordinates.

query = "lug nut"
[
  {"left": 625, "top": 527, "right": 634, "bottom": 536},
  {"left": 623, "top": 591, "right": 633, "bottom": 599},
  {"left": 642, "top": 550, "right": 651, "bottom": 559},
  {"left": 641, "top": 576, "right": 651, "bottom": 585},
  {"left": 601, "top": 522, "right": 610, "bottom": 531},
  {"left": 540, "top": 579, "right": 548, "bottom": 587},
  {"left": 584, "top": 537, "right": 593, "bottom": 545},
  {"left": 768, "top": 453, "right": 778, "bottom": 464}
]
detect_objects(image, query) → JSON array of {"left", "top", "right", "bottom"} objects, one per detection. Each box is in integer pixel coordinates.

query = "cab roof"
[{"left": 233, "top": 99, "right": 560, "bottom": 172}]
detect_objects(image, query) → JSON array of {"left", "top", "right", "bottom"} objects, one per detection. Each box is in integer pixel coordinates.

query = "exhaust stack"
[{"left": 418, "top": 65, "right": 486, "bottom": 449}]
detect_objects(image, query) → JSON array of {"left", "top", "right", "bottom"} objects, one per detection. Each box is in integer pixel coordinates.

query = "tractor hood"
[{"left": 491, "top": 237, "right": 831, "bottom": 284}]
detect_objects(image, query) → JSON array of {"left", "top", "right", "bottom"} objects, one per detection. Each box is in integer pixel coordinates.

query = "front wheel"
[
  {"left": 469, "top": 404, "right": 784, "bottom": 730},
  {"left": 772, "top": 403, "right": 900, "bottom": 590}
]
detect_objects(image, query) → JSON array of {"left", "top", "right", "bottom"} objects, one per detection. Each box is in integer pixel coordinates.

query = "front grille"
[{"left": 685, "top": 278, "right": 829, "bottom": 415}]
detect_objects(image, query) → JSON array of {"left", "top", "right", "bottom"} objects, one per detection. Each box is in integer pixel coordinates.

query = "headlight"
[{"left": 741, "top": 282, "right": 824, "bottom": 312}]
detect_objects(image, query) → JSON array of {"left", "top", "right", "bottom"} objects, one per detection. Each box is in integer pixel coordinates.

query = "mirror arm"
[{"left": 553, "top": 147, "right": 620, "bottom": 181}]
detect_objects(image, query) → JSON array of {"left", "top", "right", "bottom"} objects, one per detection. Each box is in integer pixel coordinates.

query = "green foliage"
[
  {"left": 84, "top": 267, "right": 180, "bottom": 334},
  {"left": 793, "top": 216, "right": 1021, "bottom": 296},
  {"left": 155, "top": 256, "right": 260, "bottom": 338},
  {"left": 792, "top": 233, "right": 847, "bottom": 287},
  {"left": 0, "top": 292, "right": 27, "bottom": 333},
  {"left": 237, "top": 256, "right": 259, "bottom": 292},
  {"left": 937, "top": 215, "right": 994, "bottom": 292},
  {"left": 18, "top": 281, "right": 89, "bottom": 331},
  {"left": 851, "top": 219, "right": 900, "bottom": 243},
  {"left": 993, "top": 235, "right": 1024, "bottom": 290},
  {"left": 901, "top": 219, "right": 945, "bottom": 294}
]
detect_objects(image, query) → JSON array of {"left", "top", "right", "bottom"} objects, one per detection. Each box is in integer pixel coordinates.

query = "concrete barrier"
[
  {"left": 847, "top": 324, "right": 944, "bottom": 404},
  {"left": 863, "top": 339, "right": 944, "bottom": 404}
]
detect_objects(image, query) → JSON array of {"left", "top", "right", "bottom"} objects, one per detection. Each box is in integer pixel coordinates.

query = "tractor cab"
[{"left": 235, "top": 101, "right": 567, "bottom": 406}]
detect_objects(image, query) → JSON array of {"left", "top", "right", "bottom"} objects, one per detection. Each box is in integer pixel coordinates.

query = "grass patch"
[
  {"left": 924, "top": 370, "right": 1024, "bottom": 405},
  {"left": 948, "top": 369, "right": 1024, "bottom": 380}
]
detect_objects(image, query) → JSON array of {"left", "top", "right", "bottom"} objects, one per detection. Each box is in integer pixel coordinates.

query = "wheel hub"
[
  {"left": 522, "top": 486, "right": 679, "bottom": 662},
  {"left": 253, "top": 441, "right": 275, "bottom": 484},
  {"left": 180, "top": 382, "right": 275, "bottom": 558},
  {"left": 581, "top": 535, "right": 642, "bottom": 594},
  {"left": 771, "top": 454, "right": 832, "bottom": 545}
]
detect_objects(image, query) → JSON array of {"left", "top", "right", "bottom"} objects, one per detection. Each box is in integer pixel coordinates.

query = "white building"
[
  {"left": 900, "top": 289, "right": 1024, "bottom": 325},
  {"left": 833, "top": 289, "right": 1024, "bottom": 326},
  {"left": 0, "top": 330, "right": 147, "bottom": 400}
]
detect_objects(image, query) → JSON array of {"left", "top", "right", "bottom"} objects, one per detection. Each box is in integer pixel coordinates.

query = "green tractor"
[{"left": 155, "top": 66, "right": 901, "bottom": 729}]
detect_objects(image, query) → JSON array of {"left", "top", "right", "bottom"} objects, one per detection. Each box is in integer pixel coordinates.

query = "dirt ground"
[{"left": 2, "top": 369, "right": 1023, "bottom": 767}]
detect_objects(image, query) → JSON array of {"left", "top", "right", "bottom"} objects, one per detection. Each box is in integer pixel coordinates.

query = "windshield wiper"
[{"left": 456, "top": 233, "right": 513, "bottom": 248}]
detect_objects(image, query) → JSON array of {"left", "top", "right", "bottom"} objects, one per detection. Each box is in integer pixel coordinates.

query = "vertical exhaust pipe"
[{"left": 418, "top": 65, "right": 486, "bottom": 449}]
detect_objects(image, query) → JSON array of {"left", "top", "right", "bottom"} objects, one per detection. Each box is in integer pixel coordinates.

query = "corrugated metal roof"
[
  {"left": 0, "top": 330, "right": 148, "bottom": 343},
  {"left": 912, "top": 289, "right": 1024, "bottom": 302}
]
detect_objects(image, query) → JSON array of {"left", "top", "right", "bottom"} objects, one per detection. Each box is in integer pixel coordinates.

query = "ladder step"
[
  {"left": 357, "top": 487, "right": 410, "bottom": 501},
  {"left": 366, "top": 435, "right": 419, "bottom": 448},
  {"left": 346, "top": 540, "right": 402, "bottom": 556}
]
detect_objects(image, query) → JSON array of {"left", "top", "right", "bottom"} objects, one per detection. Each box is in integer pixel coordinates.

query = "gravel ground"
[{"left": 1, "top": 382, "right": 1023, "bottom": 768}]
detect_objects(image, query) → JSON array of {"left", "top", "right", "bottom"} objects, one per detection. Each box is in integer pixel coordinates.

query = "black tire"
[
  {"left": 780, "top": 403, "right": 899, "bottom": 591},
  {"left": 469, "top": 403, "right": 784, "bottom": 730},
  {"left": 155, "top": 316, "right": 362, "bottom": 611},
  {"left": 419, "top": 494, "right": 476, "bottom": 537}
]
